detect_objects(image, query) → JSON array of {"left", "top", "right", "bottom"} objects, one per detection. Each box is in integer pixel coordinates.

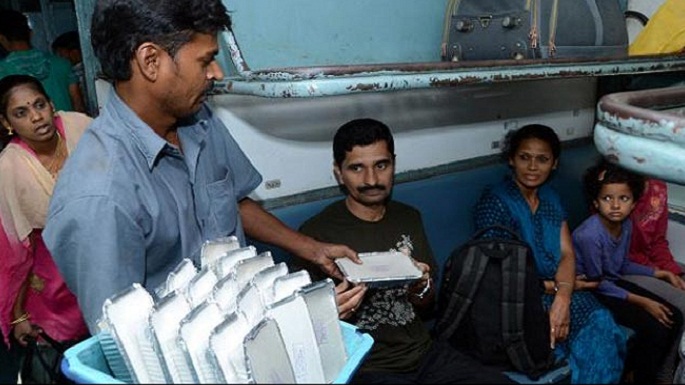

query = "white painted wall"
[{"left": 210, "top": 78, "right": 598, "bottom": 201}]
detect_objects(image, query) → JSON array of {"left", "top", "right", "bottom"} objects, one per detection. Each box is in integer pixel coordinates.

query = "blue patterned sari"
[{"left": 474, "top": 177, "right": 626, "bottom": 384}]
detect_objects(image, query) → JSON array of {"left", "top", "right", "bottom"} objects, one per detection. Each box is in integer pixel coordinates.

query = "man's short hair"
[
  {"left": 333, "top": 118, "right": 395, "bottom": 167},
  {"left": 52, "top": 30, "right": 81, "bottom": 53},
  {"left": 0, "top": 9, "right": 31, "bottom": 43},
  {"left": 90, "top": 0, "right": 232, "bottom": 81}
]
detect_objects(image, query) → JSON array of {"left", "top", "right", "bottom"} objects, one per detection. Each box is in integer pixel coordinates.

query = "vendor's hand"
[
  {"left": 336, "top": 279, "right": 367, "bottom": 320},
  {"left": 13, "top": 322, "right": 40, "bottom": 347},
  {"left": 310, "top": 241, "right": 361, "bottom": 280}
]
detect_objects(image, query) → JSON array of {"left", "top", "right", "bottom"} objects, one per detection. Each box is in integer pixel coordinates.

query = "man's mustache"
[{"left": 357, "top": 185, "right": 386, "bottom": 193}]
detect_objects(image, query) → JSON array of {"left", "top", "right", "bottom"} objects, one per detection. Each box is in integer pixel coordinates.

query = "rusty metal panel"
[
  {"left": 594, "top": 85, "right": 685, "bottom": 184},
  {"left": 214, "top": 32, "right": 685, "bottom": 98}
]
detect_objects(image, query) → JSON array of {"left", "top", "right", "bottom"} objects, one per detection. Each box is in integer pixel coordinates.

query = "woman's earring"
[{"left": 6, "top": 126, "right": 12, "bottom": 135}]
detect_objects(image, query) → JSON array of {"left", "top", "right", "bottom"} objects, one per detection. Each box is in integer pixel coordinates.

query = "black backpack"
[{"left": 433, "top": 225, "right": 556, "bottom": 380}]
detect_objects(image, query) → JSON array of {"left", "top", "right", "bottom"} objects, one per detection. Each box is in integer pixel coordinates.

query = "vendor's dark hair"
[{"left": 91, "top": 0, "right": 232, "bottom": 81}]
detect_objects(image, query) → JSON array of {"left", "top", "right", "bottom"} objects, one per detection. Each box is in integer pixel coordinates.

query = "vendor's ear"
[{"left": 133, "top": 42, "right": 164, "bottom": 81}]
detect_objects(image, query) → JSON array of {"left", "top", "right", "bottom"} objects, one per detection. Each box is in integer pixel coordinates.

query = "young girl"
[{"left": 573, "top": 161, "right": 683, "bottom": 383}]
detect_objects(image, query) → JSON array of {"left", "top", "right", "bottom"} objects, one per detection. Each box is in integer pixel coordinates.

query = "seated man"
[{"left": 293, "top": 118, "right": 513, "bottom": 383}]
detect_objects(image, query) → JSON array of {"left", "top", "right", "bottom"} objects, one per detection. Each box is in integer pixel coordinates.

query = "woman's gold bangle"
[{"left": 10, "top": 312, "right": 30, "bottom": 325}]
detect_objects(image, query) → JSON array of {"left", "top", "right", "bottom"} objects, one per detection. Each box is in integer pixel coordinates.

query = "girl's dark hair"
[
  {"left": 583, "top": 160, "right": 645, "bottom": 207},
  {"left": 0, "top": 74, "right": 49, "bottom": 116},
  {"left": 501, "top": 124, "right": 561, "bottom": 163},
  {"left": 91, "top": 0, "right": 232, "bottom": 81}
]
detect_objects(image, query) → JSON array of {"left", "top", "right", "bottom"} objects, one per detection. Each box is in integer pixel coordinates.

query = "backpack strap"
[
  {"left": 435, "top": 244, "right": 490, "bottom": 340},
  {"left": 471, "top": 224, "right": 523, "bottom": 242},
  {"left": 500, "top": 244, "right": 550, "bottom": 379}
]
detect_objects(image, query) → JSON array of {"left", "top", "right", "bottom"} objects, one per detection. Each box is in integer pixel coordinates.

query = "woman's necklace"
[{"left": 45, "top": 134, "right": 66, "bottom": 179}]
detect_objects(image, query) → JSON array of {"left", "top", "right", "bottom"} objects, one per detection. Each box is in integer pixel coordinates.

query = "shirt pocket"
[{"left": 206, "top": 173, "right": 238, "bottom": 237}]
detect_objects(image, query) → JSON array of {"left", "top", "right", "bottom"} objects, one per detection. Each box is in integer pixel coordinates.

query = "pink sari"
[{"left": 0, "top": 112, "right": 92, "bottom": 346}]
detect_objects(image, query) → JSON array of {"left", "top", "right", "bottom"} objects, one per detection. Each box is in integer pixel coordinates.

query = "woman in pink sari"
[{"left": 0, "top": 75, "right": 90, "bottom": 379}]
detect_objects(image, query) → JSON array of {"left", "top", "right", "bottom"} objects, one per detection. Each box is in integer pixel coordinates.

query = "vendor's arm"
[
  {"left": 239, "top": 198, "right": 360, "bottom": 280},
  {"left": 44, "top": 197, "right": 146, "bottom": 332}
]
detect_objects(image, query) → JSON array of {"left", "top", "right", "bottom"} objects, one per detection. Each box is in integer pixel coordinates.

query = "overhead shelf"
[{"left": 212, "top": 30, "right": 685, "bottom": 98}]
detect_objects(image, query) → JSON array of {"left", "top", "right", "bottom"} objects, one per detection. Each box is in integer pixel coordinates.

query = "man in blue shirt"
[{"left": 44, "top": 0, "right": 359, "bottom": 331}]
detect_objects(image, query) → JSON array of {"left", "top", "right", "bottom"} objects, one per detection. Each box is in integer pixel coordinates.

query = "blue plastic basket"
[{"left": 61, "top": 321, "right": 373, "bottom": 384}]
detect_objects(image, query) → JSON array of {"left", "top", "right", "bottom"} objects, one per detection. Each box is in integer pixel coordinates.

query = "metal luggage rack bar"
[{"left": 211, "top": 31, "right": 685, "bottom": 98}]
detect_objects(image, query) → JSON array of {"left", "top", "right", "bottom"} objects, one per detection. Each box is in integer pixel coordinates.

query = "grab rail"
[
  {"left": 594, "top": 85, "right": 685, "bottom": 184},
  {"left": 214, "top": 30, "right": 685, "bottom": 98}
]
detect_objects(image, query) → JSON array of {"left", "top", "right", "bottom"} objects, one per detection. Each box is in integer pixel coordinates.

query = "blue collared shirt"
[{"left": 44, "top": 89, "right": 262, "bottom": 330}]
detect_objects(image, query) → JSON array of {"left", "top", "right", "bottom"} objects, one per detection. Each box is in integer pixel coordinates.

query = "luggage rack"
[{"left": 214, "top": 30, "right": 685, "bottom": 98}]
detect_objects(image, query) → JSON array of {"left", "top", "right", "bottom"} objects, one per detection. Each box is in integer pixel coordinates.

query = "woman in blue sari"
[{"left": 473, "top": 124, "right": 626, "bottom": 383}]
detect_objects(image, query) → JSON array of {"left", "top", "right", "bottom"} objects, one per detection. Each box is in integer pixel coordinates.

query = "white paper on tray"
[
  {"left": 252, "top": 262, "right": 288, "bottom": 306},
  {"left": 267, "top": 293, "right": 325, "bottom": 384},
  {"left": 101, "top": 284, "right": 165, "bottom": 383},
  {"left": 149, "top": 291, "right": 193, "bottom": 384},
  {"left": 244, "top": 317, "right": 296, "bottom": 384},
  {"left": 335, "top": 251, "right": 422, "bottom": 287},
  {"left": 211, "top": 271, "right": 240, "bottom": 314},
  {"left": 200, "top": 236, "right": 240, "bottom": 268},
  {"left": 153, "top": 258, "right": 197, "bottom": 299},
  {"left": 213, "top": 245, "right": 257, "bottom": 279},
  {"left": 186, "top": 266, "right": 218, "bottom": 308},
  {"left": 237, "top": 282, "right": 266, "bottom": 330},
  {"left": 208, "top": 312, "right": 252, "bottom": 383},
  {"left": 234, "top": 251, "right": 275, "bottom": 289},
  {"left": 272, "top": 270, "right": 312, "bottom": 304},
  {"left": 178, "top": 301, "right": 225, "bottom": 383},
  {"left": 300, "top": 279, "right": 348, "bottom": 383}
]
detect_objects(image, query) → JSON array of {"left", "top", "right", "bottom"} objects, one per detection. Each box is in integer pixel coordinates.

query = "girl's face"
[
  {"left": 1, "top": 84, "right": 56, "bottom": 145},
  {"left": 509, "top": 137, "right": 558, "bottom": 191},
  {"left": 594, "top": 183, "right": 636, "bottom": 225}
]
